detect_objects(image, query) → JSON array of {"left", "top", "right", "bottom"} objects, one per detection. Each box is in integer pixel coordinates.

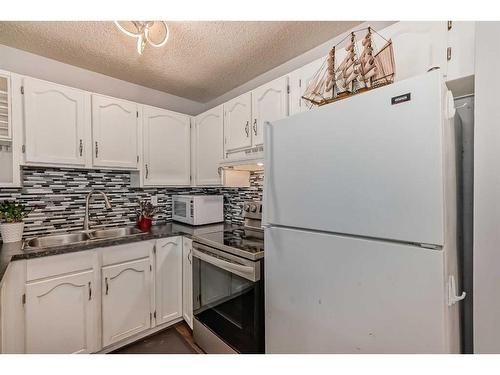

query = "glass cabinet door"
[
  {"left": 0, "top": 75, "right": 10, "bottom": 139},
  {"left": 0, "top": 73, "right": 13, "bottom": 185}
]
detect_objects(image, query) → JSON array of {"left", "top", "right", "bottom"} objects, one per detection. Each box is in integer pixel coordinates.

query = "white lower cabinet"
[
  {"left": 155, "top": 237, "right": 183, "bottom": 325},
  {"left": 2, "top": 236, "right": 191, "bottom": 353},
  {"left": 182, "top": 237, "right": 193, "bottom": 329},
  {"left": 101, "top": 257, "right": 152, "bottom": 347},
  {"left": 25, "top": 270, "right": 97, "bottom": 354}
]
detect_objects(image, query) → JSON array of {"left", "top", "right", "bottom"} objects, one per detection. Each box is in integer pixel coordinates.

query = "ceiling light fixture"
[{"left": 114, "top": 21, "right": 169, "bottom": 55}]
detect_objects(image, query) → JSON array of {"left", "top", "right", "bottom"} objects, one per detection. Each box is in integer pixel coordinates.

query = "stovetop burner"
[
  {"left": 193, "top": 226, "right": 264, "bottom": 261},
  {"left": 223, "top": 229, "right": 264, "bottom": 253}
]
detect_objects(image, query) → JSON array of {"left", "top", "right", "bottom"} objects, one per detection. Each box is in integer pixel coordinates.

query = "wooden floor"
[{"left": 111, "top": 322, "right": 204, "bottom": 354}]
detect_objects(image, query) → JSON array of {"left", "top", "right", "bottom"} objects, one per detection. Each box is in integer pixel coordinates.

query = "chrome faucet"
[{"left": 84, "top": 190, "right": 112, "bottom": 232}]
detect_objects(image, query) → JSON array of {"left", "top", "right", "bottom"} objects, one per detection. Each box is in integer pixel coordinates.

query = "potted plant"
[
  {"left": 135, "top": 199, "right": 159, "bottom": 232},
  {"left": 0, "top": 201, "right": 33, "bottom": 243}
]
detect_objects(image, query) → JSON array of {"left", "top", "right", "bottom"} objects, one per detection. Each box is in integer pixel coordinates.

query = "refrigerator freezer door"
[
  {"left": 265, "top": 226, "right": 459, "bottom": 353},
  {"left": 265, "top": 71, "right": 445, "bottom": 246}
]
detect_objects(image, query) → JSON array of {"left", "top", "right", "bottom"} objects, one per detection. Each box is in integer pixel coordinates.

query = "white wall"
[
  {"left": 473, "top": 21, "right": 500, "bottom": 353},
  {"left": 0, "top": 44, "right": 204, "bottom": 115},
  {"left": 202, "top": 21, "right": 394, "bottom": 111}
]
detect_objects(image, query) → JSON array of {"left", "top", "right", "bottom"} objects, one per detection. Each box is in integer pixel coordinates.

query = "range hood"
[
  {"left": 219, "top": 147, "right": 264, "bottom": 172},
  {"left": 219, "top": 156, "right": 264, "bottom": 171}
]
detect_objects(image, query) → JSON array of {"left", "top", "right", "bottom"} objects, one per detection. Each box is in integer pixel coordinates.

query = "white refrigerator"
[{"left": 263, "top": 71, "right": 464, "bottom": 353}]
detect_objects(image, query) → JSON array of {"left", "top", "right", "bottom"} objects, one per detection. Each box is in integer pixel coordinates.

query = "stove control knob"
[
  {"left": 244, "top": 204, "right": 250, "bottom": 212},
  {"left": 250, "top": 204, "right": 257, "bottom": 212}
]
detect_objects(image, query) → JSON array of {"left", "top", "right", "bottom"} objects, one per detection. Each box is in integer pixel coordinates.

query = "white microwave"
[{"left": 172, "top": 195, "right": 224, "bottom": 226}]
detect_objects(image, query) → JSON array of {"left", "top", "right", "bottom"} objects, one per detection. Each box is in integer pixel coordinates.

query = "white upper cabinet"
[
  {"left": 446, "top": 21, "right": 475, "bottom": 80},
  {"left": 101, "top": 257, "right": 152, "bottom": 347},
  {"left": 23, "top": 77, "right": 90, "bottom": 166},
  {"left": 251, "top": 76, "right": 289, "bottom": 146},
  {"left": 194, "top": 105, "right": 223, "bottom": 186},
  {"left": 142, "top": 105, "right": 191, "bottom": 186},
  {"left": 0, "top": 72, "right": 18, "bottom": 187},
  {"left": 155, "top": 237, "right": 183, "bottom": 326},
  {"left": 381, "top": 21, "right": 447, "bottom": 81},
  {"left": 289, "top": 58, "right": 323, "bottom": 116},
  {"left": 223, "top": 81, "right": 289, "bottom": 156},
  {"left": 0, "top": 74, "right": 11, "bottom": 140},
  {"left": 224, "top": 92, "right": 252, "bottom": 154},
  {"left": 25, "top": 270, "right": 97, "bottom": 354},
  {"left": 92, "top": 94, "right": 139, "bottom": 169}
]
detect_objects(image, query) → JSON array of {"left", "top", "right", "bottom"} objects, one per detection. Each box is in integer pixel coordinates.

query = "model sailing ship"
[{"left": 302, "top": 27, "right": 395, "bottom": 106}]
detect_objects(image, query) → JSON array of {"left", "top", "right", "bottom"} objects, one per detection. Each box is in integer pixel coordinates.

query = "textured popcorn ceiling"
[{"left": 0, "top": 21, "right": 360, "bottom": 102}]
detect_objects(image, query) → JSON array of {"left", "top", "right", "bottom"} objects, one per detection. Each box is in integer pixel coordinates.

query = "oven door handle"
[{"left": 192, "top": 249, "right": 260, "bottom": 282}]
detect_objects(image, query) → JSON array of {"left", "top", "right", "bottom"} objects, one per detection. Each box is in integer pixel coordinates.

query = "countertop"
[{"left": 0, "top": 222, "right": 228, "bottom": 284}]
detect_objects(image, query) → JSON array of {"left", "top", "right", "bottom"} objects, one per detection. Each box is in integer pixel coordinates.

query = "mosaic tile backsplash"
[{"left": 0, "top": 167, "right": 263, "bottom": 238}]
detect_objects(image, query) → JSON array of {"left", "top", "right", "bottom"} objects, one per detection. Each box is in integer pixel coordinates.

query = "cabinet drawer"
[
  {"left": 101, "top": 240, "right": 155, "bottom": 266},
  {"left": 27, "top": 251, "right": 95, "bottom": 281}
]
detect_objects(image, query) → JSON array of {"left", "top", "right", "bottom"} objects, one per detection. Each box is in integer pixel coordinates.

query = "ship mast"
[
  {"left": 357, "top": 27, "right": 378, "bottom": 89},
  {"left": 336, "top": 32, "right": 358, "bottom": 94},
  {"left": 325, "top": 46, "right": 336, "bottom": 99}
]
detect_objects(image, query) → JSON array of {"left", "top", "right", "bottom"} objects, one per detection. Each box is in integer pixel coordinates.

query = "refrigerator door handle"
[{"left": 448, "top": 275, "right": 466, "bottom": 306}]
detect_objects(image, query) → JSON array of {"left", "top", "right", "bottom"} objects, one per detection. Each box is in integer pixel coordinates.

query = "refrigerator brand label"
[{"left": 391, "top": 93, "right": 411, "bottom": 105}]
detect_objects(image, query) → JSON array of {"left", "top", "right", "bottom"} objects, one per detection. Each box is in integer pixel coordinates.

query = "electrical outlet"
[{"left": 151, "top": 195, "right": 158, "bottom": 206}]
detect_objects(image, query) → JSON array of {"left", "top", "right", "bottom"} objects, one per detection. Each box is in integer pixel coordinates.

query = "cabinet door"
[
  {"left": 102, "top": 258, "right": 151, "bottom": 347},
  {"left": 25, "top": 270, "right": 97, "bottom": 353},
  {"left": 194, "top": 105, "right": 223, "bottom": 186},
  {"left": 224, "top": 92, "right": 252, "bottom": 154},
  {"left": 143, "top": 106, "right": 191, "bottom": 186},
  {"left": 251, "top": 76, "right": 289, "bottom": 146},
  {"left": 0, "top": 74, "right": 11, "bottom": 140},
  {"left": 182, "top": 237, "right": 193, "bottom": 329},
  {"left": 0, "top": 74, "right": 14, "bottom": 186},
  {"left": 289, "top": 58, "right": 324, "bottom": 116},
  {"left": 381, "top": 21, "right": 447, "bottom": 82},
  {"left": 155, "top": 237, "right": 183, "bottom": 325},
  {"left": 23, "top": 77, "right": 89, "bottom": 166},
  {"left": 92, "top": 94, "right": 139, "bottom": 169},
  {"left": 446, "top": 21, "right": 475, "bottom": 83}
]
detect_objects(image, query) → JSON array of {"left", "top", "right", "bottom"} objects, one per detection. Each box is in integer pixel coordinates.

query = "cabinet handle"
[
  {"left": 253, "top": 119, "right": 257, "bottom": 136},
  {"left": 217, "top": 166, "right": 222, "bottom": 176},
  {"left": 245, "top": 121, "right": 249, "bottom": 137},
  {"left": 145, "top": 164, "right": 149, "bottom": 179},
  {"left": 79, "top": 139, "right": 83, "bottom": 157},
  {"left": 95, "top": 141, "right": 99, "bottom": 158},
  {"left": 88, "top": 281, "right": 92, "bottom": 300},
  {"left": 105, "top": 277, "right": 109, "bottom": 295},
  {"left": 188, "top": 248, "right": 192, "bottom": 264}
]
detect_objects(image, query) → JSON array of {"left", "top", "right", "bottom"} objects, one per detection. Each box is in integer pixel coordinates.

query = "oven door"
[{"left": 192, "top": 242, "right": 264, "bottom": 353}]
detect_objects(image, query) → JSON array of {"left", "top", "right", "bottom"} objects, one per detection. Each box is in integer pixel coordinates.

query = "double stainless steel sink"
[{"left": 24, "top": 227, "right": 145, "bottom": 249}]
